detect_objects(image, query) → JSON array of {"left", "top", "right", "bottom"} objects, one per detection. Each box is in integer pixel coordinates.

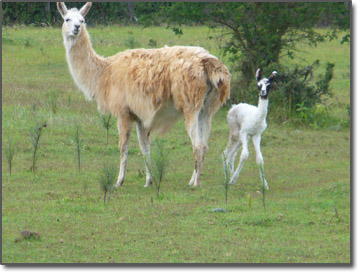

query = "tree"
[{"left": 143, "top": 2, "right": 349, "bottom": 102}]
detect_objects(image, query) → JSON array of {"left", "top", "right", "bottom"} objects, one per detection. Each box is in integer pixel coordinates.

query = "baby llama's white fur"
[{"left": 223, "top": 69, "right": 277, "bottom": 189}]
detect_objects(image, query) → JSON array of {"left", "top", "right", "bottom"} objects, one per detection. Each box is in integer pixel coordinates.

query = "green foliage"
[
  {"left": 99, "top": 114, "right": 115, "bottom": 145},
  {"left": 72, "top": 123, "right": 83, "bottom": 172},
  {"left": 29, "top": 120, "right": 47, "bottom": 174},
  {"left": 124, "top": 36, "right": 138, "bottom": 49},
  {"left": 145, "top": 138, "right": 169, "bottom": 198},
  {"left": 98, "top": 163, "right": 117, "bottom": 203},
  {"left": 4, "top": 133, "right": 17, "bottom": 175},
  {"left": 47, "top": 89, "right": 59, "bottom": 114},
  {"left": 147, "top": 38, "right": 158, "bottom": 48},
  {"left": 222, "top": 152, "right": 231, "bottom": 205}
]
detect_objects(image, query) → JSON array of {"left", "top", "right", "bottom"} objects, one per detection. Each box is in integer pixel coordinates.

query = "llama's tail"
[{"left": 202, "top": 57, "right": 231, "bottom": 103}]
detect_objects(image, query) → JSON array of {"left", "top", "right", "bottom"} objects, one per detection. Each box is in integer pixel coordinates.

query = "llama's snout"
[{"left": 73, "top": 25, "right": 80, "bottom": 35}]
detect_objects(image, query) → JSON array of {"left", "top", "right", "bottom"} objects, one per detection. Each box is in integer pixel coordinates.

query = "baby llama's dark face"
[{"left": 257, "top": 78, "right": 271, "bottom": 99}]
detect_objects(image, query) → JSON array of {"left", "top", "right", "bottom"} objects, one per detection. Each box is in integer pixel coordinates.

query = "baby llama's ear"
[
  {"left": 80, "top": 2, "right": 92, "bottom": 17},
  {"left": 256, "top": 68, "right": 262, "bottom": 82},
  {"left": 269, "top": 71, "right": 278, "bottom": 82},
  {"left": 57, "top": 2, "right": 68, "bottom": 18}
]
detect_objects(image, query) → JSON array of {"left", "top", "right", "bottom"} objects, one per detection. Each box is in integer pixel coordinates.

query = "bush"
[{"left": 231, "top": 61, "right": 335, "bottom": 126}]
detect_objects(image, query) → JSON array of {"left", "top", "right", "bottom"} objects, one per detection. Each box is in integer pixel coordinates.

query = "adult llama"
[{"left": 57, "top": 2, "right": 230, "bottom": 187}]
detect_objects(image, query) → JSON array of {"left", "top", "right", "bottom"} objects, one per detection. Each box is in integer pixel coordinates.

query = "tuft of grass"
[
  {"left": 72, "top": 123, "right": 83, "bottom": 172},
  {"left": 48, "top": 89, "right": 59, "bottom": 114},
  {"left": 99, "top": 114, "right": 115, "bottom": 145},
  {"left": 124, "top": 36, "right": 137, "bottom": 49},
  {"left": 29, "top": 120, "right": 47, "bottom": 174},
  {"left": 98, "top": 163, "right": 117, "bottom": 203},
  {"left": 222, "top": 152, "right": 231, "bottom": 206},
  {"left": 145, "top": 138, "right": 169, "bottom": 198},
  {"left": 259, "top": 164, "right": 267, "bottom": 210},
  {"left": 4, "top": 133, "right": 17, "bottom": 175}
]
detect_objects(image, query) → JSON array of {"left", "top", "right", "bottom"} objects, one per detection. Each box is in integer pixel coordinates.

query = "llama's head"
[
  {"left": 256, "top": 68, "right": 277, "bottom": 99},
  {"left": 57, "top": 2, "right": 92, "bottom": 39}
]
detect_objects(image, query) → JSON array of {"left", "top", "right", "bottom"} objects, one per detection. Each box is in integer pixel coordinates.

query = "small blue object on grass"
[{"left": 211, "top": 208, "right": 227, "bottom": 213}]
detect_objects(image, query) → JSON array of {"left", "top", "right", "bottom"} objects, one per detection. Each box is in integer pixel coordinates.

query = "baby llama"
[{"left": 223, "top": 68, "right": 277, "bottom": 189}]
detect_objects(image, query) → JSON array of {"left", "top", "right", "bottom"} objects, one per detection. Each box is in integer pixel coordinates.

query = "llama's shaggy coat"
[{"left": 57, "top": 2, "right": 230, "bottom": 187}]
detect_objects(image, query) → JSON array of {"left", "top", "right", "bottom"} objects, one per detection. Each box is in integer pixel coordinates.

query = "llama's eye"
[
  {"left": 65, "top": 18, "right": 70, "bottom": 22},
  {"left": 80, "top": 20, "right": 84, "bottom": 23}
]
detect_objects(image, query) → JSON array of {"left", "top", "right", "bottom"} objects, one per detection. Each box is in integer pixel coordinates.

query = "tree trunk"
[{"left": 128, "top": 2, "right": 135, "bottom": 22}]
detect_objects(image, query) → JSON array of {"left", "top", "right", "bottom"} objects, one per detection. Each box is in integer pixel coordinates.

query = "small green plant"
[
  {"left": 145, "top": 138, "right": 169, "bottom": 198},
  {"left": 5, "top": 133, "right": 17, "bottom": 175},
  {"left": 99, "top": 114, "right": 115, "bottom": 145},
  {"left": 148, "top": 38, "right": 158, "bottom": 48},
  {"left": 124, "top": 36, "right": 137, "bottom": 49},
  {"left": 29, "top": 121, "right": 47, "bottom": 174},
  {"left": 258, "top": 164, "right": 267, "bottom": 210},
  {"left": 98, "top": 163, "right": 117, "bottom": 203},
  {"left": 247, "top": 193, "right": 253, "bottom": 210},
  {"left": 222, "top": 152, "right": 231, "bottom": 205},
  {"left": 47, "top": 89, "right": 59, "bottom": 114},
  {"left": 72, "top": 123, "right": 83, "bottom": 172},
  {"left": 67, "top": 92, "right": 72, "bottom": 108}
]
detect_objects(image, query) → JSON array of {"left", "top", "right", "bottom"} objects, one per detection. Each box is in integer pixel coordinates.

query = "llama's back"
[{"left": 104, "top": 45, "right": 230, "bottom": 132}]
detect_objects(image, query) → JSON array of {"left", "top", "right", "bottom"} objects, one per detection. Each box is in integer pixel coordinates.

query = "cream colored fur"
[{"left": 57, "top": 2, "right": 231, "bottom": 187}]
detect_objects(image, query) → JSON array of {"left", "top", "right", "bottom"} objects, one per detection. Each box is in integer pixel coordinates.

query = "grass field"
[{"left": 2, "top": 25, "right": 350, "bottom": 263}]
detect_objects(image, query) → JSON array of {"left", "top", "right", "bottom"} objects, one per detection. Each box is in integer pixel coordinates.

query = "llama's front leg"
[
  {"left": 135, "top": 121, "right": 153, "bottom": 187},
  {"left": 229, "top": 134, "right": 249, "bottom": 184},
  {"left": 252, "top": 135, "right": 269, "bottom": 190},
  {"left": 116, "top": 118, "right": 132, "bottom": 187}
]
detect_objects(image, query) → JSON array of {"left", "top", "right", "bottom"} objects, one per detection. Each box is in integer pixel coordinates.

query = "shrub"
[
  {"left": 5, "top": 133, "right": 17, "bottom": 175},
  {"left": 48, "top": 89, "right": 59, "bottom": 114},
  {"left": 99, "top": 114, "right": 115, "bottom": 145},
  {"left": 98, "top": 163, "right": 117, "bottom": 203},
  {"left": 145, "top": 138, "right": 169, "bottom": 198},
  {"left": 29, "top": 121, "right": 47, "bottom": 174},
  {"left": 222, "top": 152, "right": 231, "bottom": 205},
  {"left": 72, "top": 123, "right": 83, "bottom": 172}
]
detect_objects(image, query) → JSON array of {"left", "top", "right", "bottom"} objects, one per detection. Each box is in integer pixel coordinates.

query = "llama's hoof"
[
  {"left": 188, "top": 178, "right": 195, "bottom": 186},
  {"left": 116, "top": 180, "right": 124, "bottom": 188},
  {"left": 228, "top": 179, "right": 236, "bottom": 185},
  {"left": 144, "top": 179, "right": 153, "bottom": 188}
]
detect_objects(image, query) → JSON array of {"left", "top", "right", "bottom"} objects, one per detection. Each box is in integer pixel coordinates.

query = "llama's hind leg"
[
  {"left": 252, "top": 135, "right": 269, "bottom": 190},
  {"left": 223, "top": 123, "right": 241, "bottom": 177},
  {"left": 229, "top": 134, "right": 249, "bottom": 184},
  {"left": 135, "top": 121, "right": 153, "bottom": 187},
  {"left": 185, "top": 111, "right": 205, "bottom": 187},
  {"left": 116, "top": 117, "right": 132, "bottom": 187}
]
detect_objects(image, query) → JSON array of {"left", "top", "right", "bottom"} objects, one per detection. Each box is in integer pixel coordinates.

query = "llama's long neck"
[
  {"left": 64, "top": 26, "right": 107, "bottom": 101},
  {"left": 256, "top": 97, "right": 269, "bottom": 121}
]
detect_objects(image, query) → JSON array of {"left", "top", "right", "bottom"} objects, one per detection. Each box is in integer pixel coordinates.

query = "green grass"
[{"left": 2, "top": 25, "right": 350, "bottom": 263}]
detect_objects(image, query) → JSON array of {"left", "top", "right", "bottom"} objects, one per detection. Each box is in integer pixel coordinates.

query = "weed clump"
[
  {"left": 29, "top": 121, "right": 47, "bottom": 174},
  {"left": 145, "top": 138, "right": 169, "bottom": 198},
  {"left": 5, "top": 133, "right": 17, "bottom": 175},
  {"left": 222, "top": 152, "right": 231, "bottom": 205},
  {"left": 72, "top": 123, "right": 83, "bottom": 172},
  {"left": 98, "top": 163, "right": 117, "bottom": 203},
  {"left": 99, "top": 114, "right": 115, "bottom": 145}
]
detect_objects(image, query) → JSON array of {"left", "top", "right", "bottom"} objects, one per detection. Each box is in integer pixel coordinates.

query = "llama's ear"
[
  {"left": 80, "top": 2, "right": 92, "bottom": 17},
  {"left": 269, "top": 71, "right": 278, "bottom": 82},
  {"left": 57, "top": 2, "right": 68, "bottom": 18},
  {"left": 256, "top": 68, "right": 262, "bottom": 82}
]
